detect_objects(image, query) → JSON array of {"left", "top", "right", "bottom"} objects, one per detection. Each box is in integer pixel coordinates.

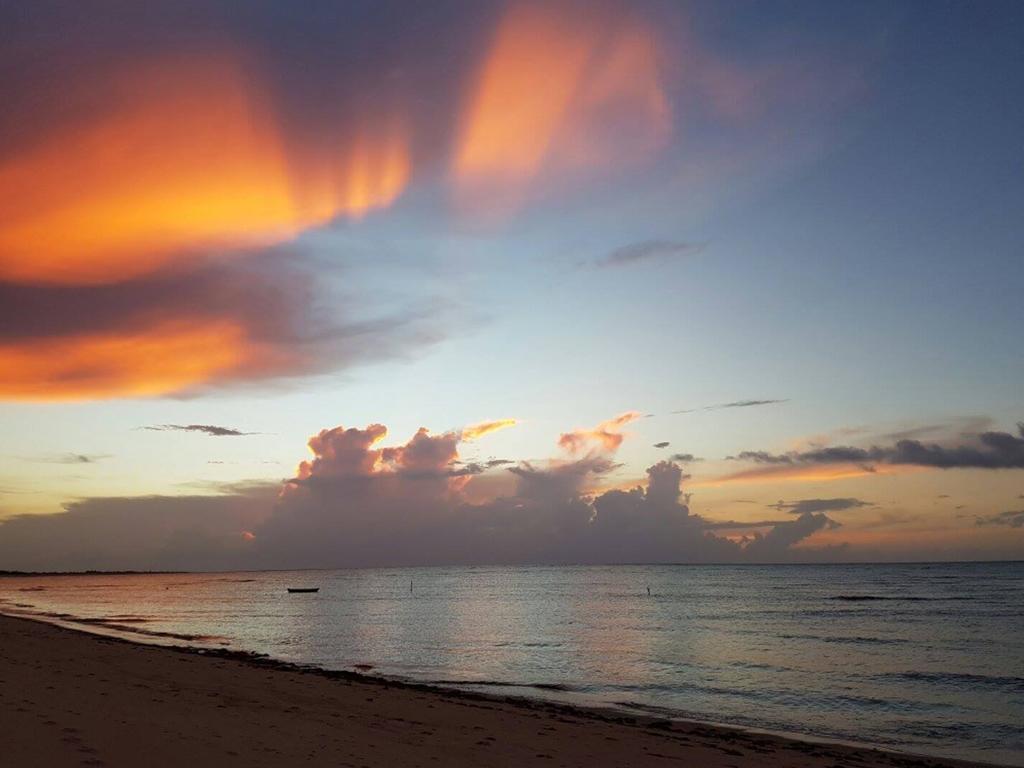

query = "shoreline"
[{"left": 0, "top": 612, "right": 1005, "bottom": 768}]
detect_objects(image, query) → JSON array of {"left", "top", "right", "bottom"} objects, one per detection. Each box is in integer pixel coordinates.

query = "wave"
[
  {"left": 65, "top": 615, "right": 225, "bottom": 642},
  {"left": 427, "top": 679, "right": 577, "bottom": 692},
  {"left": 12, "top": 608, "right": 227, "bottom": 644},
  {"left": 832, "top": 595, "right": 927, "bottom": 601},
  {"left": 493, "top": 641, "right": 564, "bottom": 648},
  {"left": 829, "top": 595, "right": 975, "bottom": 602},
  {"left": 883, "top": 671, "right": 1024, "bottom": 693},
  {"left": 777, "top": 632, "right": 909, "bottom": 645}
]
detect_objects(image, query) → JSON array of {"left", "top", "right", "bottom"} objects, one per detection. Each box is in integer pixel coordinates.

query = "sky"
[{"left": 0, "top": 0, "right": 1022, "bottom": 571}]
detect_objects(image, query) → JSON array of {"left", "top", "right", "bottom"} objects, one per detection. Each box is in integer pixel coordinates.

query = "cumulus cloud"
[
  {"left": 742, "top": 512, "right": 841, "bottom": 560},
  {"left": 264, "top": 416, "right": 838, "bottom": 566},
  {"left": 273, "top": 445, "right": 734, "bottom": 567},
  {"left": 0, "top": 415, "right": 846, "bottom": 570},
  {"left": 289, "top": 423, "right": 469, "bottom": 485},
  {"left": 728, "top": 422, "right": 1024, "bottom": 473},
  {"left": 263, "top": 443, "right": 836, "bottom": 566},
  {"left": 509, "top": 455, "right": 619, "bottom": 504},
  {"left": 598, "top": 240, "right": 704, "bottom": 268},
  {"left": 975, "top": 510, "right": 1024, "bottom": 528},
  {"left": 770, "top": 498, "right": 872, "bottom": 515}
]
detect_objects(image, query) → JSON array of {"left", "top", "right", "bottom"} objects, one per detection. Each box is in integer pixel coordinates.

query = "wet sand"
[{"left": 0, "top": 614, "right": 996, "bottom": 768}]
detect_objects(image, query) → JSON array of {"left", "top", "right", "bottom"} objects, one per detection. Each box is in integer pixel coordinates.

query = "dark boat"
[{"left": 286, "top": 587, "right": 319, "bottom": 593}]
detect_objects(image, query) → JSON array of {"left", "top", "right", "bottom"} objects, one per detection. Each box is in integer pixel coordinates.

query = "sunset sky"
[{"left": 1, "top": 0, "right": 1022, "bottom": 570}]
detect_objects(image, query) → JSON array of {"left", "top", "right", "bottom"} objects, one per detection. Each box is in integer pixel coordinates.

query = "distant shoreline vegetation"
[
  {"left": 0, "top": 570, "right": 184, "bottom": 577},
  {"left": 1, "top": 561, "right": 1021, "bottom": 578}
]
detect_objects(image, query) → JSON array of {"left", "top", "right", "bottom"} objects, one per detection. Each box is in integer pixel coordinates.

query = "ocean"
[{"left": 1, "top": 562, "right": 1021, "bottom": 766}]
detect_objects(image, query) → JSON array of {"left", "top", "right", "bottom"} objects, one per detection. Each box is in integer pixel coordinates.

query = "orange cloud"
[
  {"left": 0, "top": 318, "right": 292, "bottom": 401},
  {"left": 300, "top": 116, "right": 410, "bottom": 222},
  {"left": 0, "top": 255, "right": 440, "bottom": 402},
  {"left": 558, "top": 411, "right": 642, "bottom": 455},
  {"left": 0, "top": 49, "right": 423, "bottom": 401},
  {"left": 461, "top": 418, "right": 517, "bottom": 441},
  {"left": 0, "top": 53, "right": 410, "bottom": 285},
  {"left": 454, "top": 2, "right": 670, "bottom": 218}
]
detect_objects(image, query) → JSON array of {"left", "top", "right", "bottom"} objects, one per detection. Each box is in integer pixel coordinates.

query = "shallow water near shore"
[{"left": 2, "top": 562, "right": 1021, "bottom": 766}]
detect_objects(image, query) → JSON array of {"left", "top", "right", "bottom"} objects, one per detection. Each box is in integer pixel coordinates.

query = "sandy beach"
[{"left": 0, "top": 613, "right": 998, "bottom": 768}]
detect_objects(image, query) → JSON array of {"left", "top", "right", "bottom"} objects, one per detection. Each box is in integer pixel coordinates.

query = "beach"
[{"left": 0, "top": 614, "right": 998, "bottom": 768}]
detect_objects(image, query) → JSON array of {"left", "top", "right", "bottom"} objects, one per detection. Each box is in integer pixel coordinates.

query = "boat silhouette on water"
[{"left": 286, "top": 587, "right": 319, "bottom": 593}]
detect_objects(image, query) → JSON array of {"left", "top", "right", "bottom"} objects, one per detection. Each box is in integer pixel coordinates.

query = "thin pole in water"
[{"left": 410, "top": 578, "right": 413, "bottom": 595}]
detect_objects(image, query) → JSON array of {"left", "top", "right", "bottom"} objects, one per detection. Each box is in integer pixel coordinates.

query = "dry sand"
[{"left": 0, "top": 613, "right": 995, "bottom": 768}]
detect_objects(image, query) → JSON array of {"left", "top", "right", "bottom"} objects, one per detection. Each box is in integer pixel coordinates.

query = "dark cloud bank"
[
  {"left": 0, "top": 257, "right": 443, "bottom": 397},
  {"left": 0, "top": 424, "right": 842, "bottom": 572},
  {"left": 730, "top": 422, "right": 1024, "bottom": 470}
]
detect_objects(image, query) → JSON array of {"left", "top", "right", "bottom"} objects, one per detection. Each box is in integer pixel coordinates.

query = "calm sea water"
[{"left": 1, "top": 563, "right": 1021, "bottom": 765}]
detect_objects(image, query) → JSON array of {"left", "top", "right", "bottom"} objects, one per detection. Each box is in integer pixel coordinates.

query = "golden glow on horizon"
[
  {"left": 699, "top": 462, "right": 921, "bottom": 487},
  {"left": 0, "top": 320, "right": 280, "bottom": 401},
  {"left": 454, "top": 2, "right": 669, "bottom": 217},
  {"left": 0, "top": 55, "right": 410, "bottom": 285},
  {"left": 798, "top": 517, "right": 1016, "bottom": 555}
]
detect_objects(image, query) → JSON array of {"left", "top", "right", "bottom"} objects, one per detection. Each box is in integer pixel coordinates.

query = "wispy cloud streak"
[
  {"left": 770, "top": 498, "right": 872, "bottom": 514},
  {"left": 142, "top": 424, "right": 255, "bottom": 437},
  {"left": 598, "top": 240, "right": 704, "bottom": 268},
  {"left": 22, "top": 453, "right": 110, "bottom": 464},
  {"left": 672, "top": 399, "right": 788, "bottom": 414}
]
